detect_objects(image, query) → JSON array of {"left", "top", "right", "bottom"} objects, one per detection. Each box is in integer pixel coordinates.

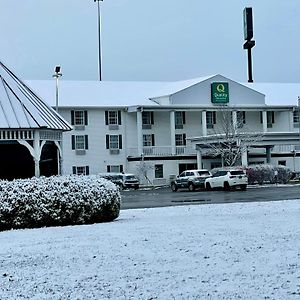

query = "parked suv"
[
  {"left": 99, "top": 173, "right": 140, "bottom": 190},
  {"left": 171, "top": 169, "right": 212, "bottom": 192},
  {"left": 205, "top": 169, "right": 248, "bottom": 191}
]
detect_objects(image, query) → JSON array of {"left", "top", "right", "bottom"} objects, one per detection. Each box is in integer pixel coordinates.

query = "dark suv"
[{"left": 171, "top": 169, "right": 212, "bottom": 192}]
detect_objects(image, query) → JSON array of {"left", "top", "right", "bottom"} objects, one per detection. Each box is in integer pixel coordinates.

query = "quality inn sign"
[{"left": 211, "top": 82, "right": 229, "bottom": 103}]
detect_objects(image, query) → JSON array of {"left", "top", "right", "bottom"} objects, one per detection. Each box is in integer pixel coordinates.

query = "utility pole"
[{"left": 94, "top": 0, "right": 103, "bottom": 81}]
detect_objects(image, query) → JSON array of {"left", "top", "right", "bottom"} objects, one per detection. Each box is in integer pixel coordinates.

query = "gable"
[{"left": 169, "top": 75, "right": 265, "bottom": 107}]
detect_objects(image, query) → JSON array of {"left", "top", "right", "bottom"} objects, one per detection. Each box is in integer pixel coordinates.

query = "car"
[
  {"left": 99, "top": 173, "right": 140, "bottom": 190},
  {"left": 171, "top": 169, "right": 212, "bottom": 192},
  {"left": 205, "top": 169, "right": 248, "bottom": 191}
]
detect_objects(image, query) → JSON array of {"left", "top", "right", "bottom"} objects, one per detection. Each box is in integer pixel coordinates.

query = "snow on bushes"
[
  {"left": 245, "top": 164, "right": 293, "bottom": 185},
  {"left": 0, "top": 175, "right": 121, "bottom": 231},
  {"left": 210, "top": 164, "right": 293, "bottom": 185}
]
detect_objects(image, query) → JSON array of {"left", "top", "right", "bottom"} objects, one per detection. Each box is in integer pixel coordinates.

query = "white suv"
[{"left": 205, "top": 169, "right": 248, "bottom": 191}]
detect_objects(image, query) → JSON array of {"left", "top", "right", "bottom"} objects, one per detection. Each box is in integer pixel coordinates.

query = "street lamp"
[
  {"left": 94, "top": 0, "right": 103, "bottom": 81},
  {"left": 52, "top": 65, "right": 62, "bottom": 112}
]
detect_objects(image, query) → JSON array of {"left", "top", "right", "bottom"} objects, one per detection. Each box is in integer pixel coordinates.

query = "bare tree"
[
  {"left": 136, "top": 155, "right": 154, "bottom": 186},
  {"left": 203, "top": 107, "right": 263, "bottom": 166}
]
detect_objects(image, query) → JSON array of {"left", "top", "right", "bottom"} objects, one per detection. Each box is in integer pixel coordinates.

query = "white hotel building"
[
  {"left": 27, "top": 74, "right": 300, "bottom": 185},
  {"left": 1, "top": 61, "right": 299, "bottom": 183}
]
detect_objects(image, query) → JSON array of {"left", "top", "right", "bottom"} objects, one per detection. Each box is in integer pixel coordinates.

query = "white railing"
[{"left": 127, "top": 146, "right": 197, "bottom": 157}]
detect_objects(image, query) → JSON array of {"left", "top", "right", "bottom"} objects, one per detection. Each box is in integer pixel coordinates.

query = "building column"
[
  {"left": 262, "top": 110, "right": 268, "bottom": 133},
  {"left": 232, "top": 110, "right": 237, "bottom": 132},
  {"left": 202, "top": 111, "right": 207, "bottom": 136},
  {"left": 241, "top": 146, "right": 248, "bottom": 167},
  {"left": 197, "top": 149, "right": 202, "bottom": 169},
  {"left": 137, "top": 110, "right": 143, "bottom": 156},
  {"left": 266, "top": 145, "right": 272, "bottom": 163},
  {"left": 170, "top": 111, "right": 176, "bottom": 155}
]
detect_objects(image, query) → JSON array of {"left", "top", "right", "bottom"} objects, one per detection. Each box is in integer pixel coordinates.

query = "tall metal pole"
[
  {"left": 52, "top": 66, "right": 62, "bottom": 175},
  {"left": 94, "top": 0, "right": 103, "bottom": 81},
  {"left": 53, "top": 66, "right": 62, "bottom": 112}
]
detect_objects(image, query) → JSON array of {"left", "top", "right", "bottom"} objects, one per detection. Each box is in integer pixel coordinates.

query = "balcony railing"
[{"left": 127, "top": 146, "right": 197, "bottom": 157}]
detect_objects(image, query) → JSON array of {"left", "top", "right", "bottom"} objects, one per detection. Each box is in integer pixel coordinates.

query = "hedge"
[{"left": 0, "top": 175, "right": 121, "bottom": 231}]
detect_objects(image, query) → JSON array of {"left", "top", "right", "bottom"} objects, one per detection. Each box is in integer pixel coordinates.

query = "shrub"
[
  {"left": 245, "top": 164, "right": 293, "bottom": 185},
  {"left": 0, "top": 175, "right": 121, "bottom": 231}
]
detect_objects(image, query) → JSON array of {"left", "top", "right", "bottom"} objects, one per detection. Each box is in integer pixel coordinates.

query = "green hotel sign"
[{"left": 211, "top": 82, "right": 229, "bottom": 104}]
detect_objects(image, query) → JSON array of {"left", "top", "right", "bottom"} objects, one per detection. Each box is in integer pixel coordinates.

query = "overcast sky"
[{"left": 0, "top": 0, "right": 299, "bottom": 83}]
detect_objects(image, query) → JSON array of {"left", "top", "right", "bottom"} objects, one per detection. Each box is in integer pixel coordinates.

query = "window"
[
  {"left": 71, "top": 110, "right": 88, "bottom": 126},
  {"left": 72, "top": 166, "right": 89, "bottom": 175},
  {"left": 142, "top": 112, "right": 154, "bottom": 125},
  {"left": 206, "top": 111, "right": 216, "bottom": 128},
  {"left": 278, "top": 160, "right": 286, "bottom": 166},
  {"left": 175, "top": 134, "right": 186, "bottom": 146},
  {"left": 260, "top": 111, "right": 275, "bottom": 127},
  {"left": 106, "top": 135, "right": 122, "bottom": 149},
  {"left": 293, "top": 110, "right": 299, "bottom": 124},
  {"left": 155, "top": 164, "right": 164, "bottom": 178},
  {"left": 71, "top": 135, "right": 88, "bottom": 150},
  {"left": 143, "top": 134, "right": 155, "bottom": 146},
  {"left": 105, "top": 111, "right": 121, "bottom": 125},
  {"left": 107, "top": 165, "right": 124, "bottom": 173},
  {"left": 175, "top": 111, "right": 186, "bottom": 128},
  {"left": 237, "top": 111, "right": 246, "bottom": 127},
  {"left": 211, "top": 162, "right": 222, "bottom": 169}
]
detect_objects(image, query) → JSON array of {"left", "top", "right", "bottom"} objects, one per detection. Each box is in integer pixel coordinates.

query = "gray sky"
[{"left": 0, "top": 0, "right": 299, "bottom": 82}]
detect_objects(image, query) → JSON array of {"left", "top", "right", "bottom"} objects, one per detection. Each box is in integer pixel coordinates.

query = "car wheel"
[
  {"left": 206, "top": 182, "right": 212, "bottom": 191},
  {"left": 134, "top": 186, "right": 139, "bottom": 190},
  {"left": 240, "top": 184, "right": 247, "bottom": 191},
  {"left": 188, "top": 182, "right": 195, "bottom": 192},
  {"left": 171, "top": 182, "right": 178, "bottom": 192},
  {"left": 224, "top": 182, "right": 231, "bottom": 191}
]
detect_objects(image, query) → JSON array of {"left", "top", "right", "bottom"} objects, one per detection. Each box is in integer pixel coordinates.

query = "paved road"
[{"left": 120, "top": 184, "right": 300, "bottom": 209}]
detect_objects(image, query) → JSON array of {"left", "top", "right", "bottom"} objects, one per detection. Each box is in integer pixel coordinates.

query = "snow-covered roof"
[
  {"left": 148, "top": 75, "right": 216, "bottom": 99},
  {"left": 26, "top": 78, "right": 300, "bottom": 109},
  {"left": 243, "top": 83, "right": 300, "bottom": 106},
  {"left": 0, "top": 61, "right": 71, "bottom": 130},
  {"left": 27, "top": 80, "right": 167, "bottom": 108}
]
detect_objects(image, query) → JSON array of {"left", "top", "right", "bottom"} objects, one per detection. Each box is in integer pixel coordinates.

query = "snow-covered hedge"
[
  {"left": 0, "top": 175, "right": 121, "bottom": 231},
  {"left": 210, "top": 164, "right": 293, "bottom": 185},
  {"left": 245, "top": 164, "right": 293, "bottom": 185}
]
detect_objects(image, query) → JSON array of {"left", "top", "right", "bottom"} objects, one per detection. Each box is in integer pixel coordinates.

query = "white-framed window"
[
  {"left": 143, "top": 134, "right": 155, "bottom": 146},
  {"left": 260, "top": 111, "right": 275, "bottom": 127},
  {"left": 293, "top": 110, "right": 299, "bottom": 123},
  {"left": 142, "top": 112, "right": 154, "bottom": 125},
  {"left": 71, "top": 110, "right": 88, "bottom": 126},
  {"left": 107, "top": 165, "right": 124, "bottom": 173},
  {"left": 175, "top": 111, "right": 185, "bottom": 128},
  {"left": 155, "top": 164, "right": 164, "bottom": 178},
  {"left": 106, "top": 135, "right": 122, "bottom": 149},
  {"left": 206, "top": 111, "right": 216, "bottom": 128},
  {"left": 105, "top": 111, "right": 121, "bottom": 125},
  {"left": 72, "top": 166, "right": 89, "bottom": 175},
  {"left": 175, "top": 134, "right": 186, "bottom": 146},
  {"left": 71, "top": 135, "right": 88, "bottom": 150}
]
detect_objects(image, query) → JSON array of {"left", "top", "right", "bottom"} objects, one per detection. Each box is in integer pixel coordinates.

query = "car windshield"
[
  {"left": 125, "top": 175, "right": 137, "bottom": 180},
  {"left": 230, "top": 170, "right": 245, "bottom": 175},
  {"left": 197, "top": 171, "right": 210, "bottom": 176}
]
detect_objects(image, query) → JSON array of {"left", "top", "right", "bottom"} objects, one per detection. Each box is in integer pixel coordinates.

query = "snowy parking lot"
[{"left": 0, "top": 200, "right": 300, "bottom": 299}]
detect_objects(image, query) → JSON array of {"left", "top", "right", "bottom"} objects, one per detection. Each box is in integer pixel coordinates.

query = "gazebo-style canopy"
[{"left": 0, "top": 61, "right": 72, "bottom": 179}]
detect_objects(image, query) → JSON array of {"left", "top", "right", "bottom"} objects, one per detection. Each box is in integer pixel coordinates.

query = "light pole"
[
  {"left": 94, "top": 0, "right": 103, "bottom": 81},
  {"left": 52, "top": 65, "right": 62, "bottom": 112}
]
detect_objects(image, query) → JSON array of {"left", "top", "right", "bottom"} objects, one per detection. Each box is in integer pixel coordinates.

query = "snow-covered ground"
[{"left": 0, "top": 200, "right": 300, "bottom": 300}]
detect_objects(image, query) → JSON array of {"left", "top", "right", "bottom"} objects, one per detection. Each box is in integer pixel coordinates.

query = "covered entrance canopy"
[
  {"left": 189, "top": 132, "right": 300, "bottom": 168},
  {"left": 0, "top": 61, "right": 72, "bottom": 179}
]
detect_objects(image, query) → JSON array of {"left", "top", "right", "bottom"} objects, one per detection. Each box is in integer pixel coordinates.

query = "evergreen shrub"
[{"left": 0, "top": 175, "right": 121, "bottom": 231}]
